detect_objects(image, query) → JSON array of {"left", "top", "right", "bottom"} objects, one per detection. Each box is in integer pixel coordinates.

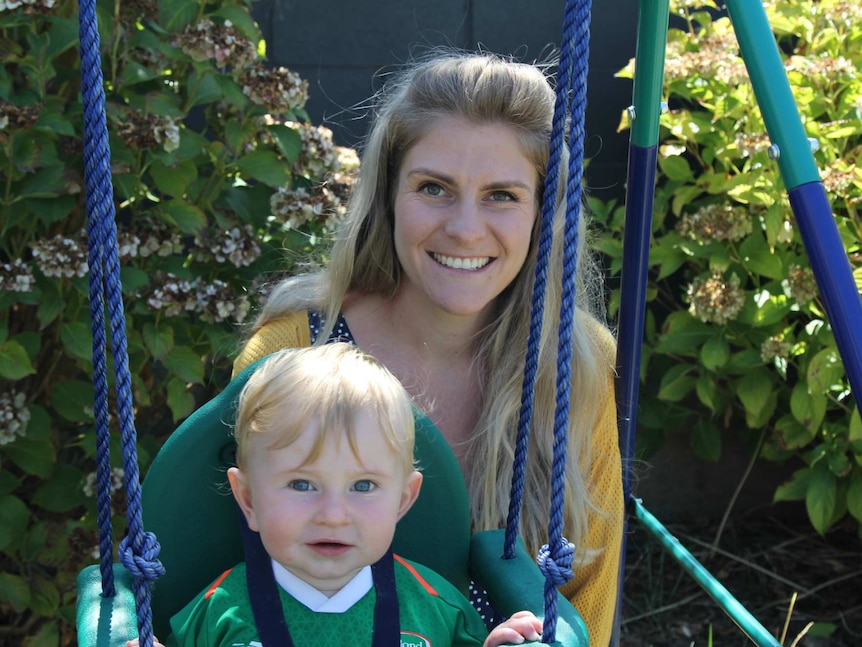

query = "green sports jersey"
[{"left": 166, "top": 555, "right": 488, "bottom": 647}]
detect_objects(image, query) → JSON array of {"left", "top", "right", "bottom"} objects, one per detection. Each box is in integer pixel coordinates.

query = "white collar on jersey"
[{"left": 271, "top": 559, "right": 373, "bottom": 613}]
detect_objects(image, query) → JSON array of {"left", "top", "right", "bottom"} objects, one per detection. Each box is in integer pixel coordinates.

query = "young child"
[{"left": 130, "top": 344, "right": 542, "bottom": 647}]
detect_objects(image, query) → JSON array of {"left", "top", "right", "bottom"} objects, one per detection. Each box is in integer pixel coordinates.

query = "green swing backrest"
[{"left": 77, "top": 354, "right": 588, "bottom": 646}]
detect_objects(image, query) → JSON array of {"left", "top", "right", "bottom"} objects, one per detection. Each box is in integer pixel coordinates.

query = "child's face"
[{"left": 228, "top": 405, "right": 422, "bottom": 596}]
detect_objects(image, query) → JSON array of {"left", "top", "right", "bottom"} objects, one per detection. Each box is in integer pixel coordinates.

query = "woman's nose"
[{"left": 443, "top": 199, "right": 484, "bottom": 243}]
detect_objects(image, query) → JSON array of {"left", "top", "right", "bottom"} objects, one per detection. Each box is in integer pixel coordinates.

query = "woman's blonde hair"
[
  {"left": 252, "top": 51, "right": 612, "bottom": 559},
  {"left": 235, "top": 344, "right": 416, "bottom": 477}
]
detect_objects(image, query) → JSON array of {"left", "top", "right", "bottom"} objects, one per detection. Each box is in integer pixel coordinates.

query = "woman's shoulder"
[
  {"left": 580, "top": 312, "right": 617, "bottom": 367},
  {"left": 232, "top": 310, "right": 311, "bottom": 376}
]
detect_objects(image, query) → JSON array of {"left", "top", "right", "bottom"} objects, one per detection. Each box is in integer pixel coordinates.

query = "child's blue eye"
[
  {"left": 288, "top": 480, "right": 313, "bottom": 491},
  {"left": 352, "top": 480, "right": 376, "bottom": 493}
]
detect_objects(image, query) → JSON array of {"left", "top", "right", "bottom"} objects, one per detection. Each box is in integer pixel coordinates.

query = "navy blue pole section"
[
  {"left": 617, "top": 144, "right": 658, "bottom": 505},
  {"left": 788, "top": 183, "right": 862, "bottom": 405}
]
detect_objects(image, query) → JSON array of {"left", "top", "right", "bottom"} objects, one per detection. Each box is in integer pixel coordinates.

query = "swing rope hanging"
[
  {"left": 504, "top": 0, "right": 592, "bottom": 643},
  {"left": 79, "top": 0, "right": 164, "bottom": 645}
]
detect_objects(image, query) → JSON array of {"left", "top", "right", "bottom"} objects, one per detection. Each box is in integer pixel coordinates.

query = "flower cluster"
[
  {"left": 117, "top": 225, "right": 183, "bottom": 259},
  {"left": 733, "top": 131, "right": 770, "bottom": 159},
  {"left": 140, "top": 273, "right": 251, "bottom": 323},
  {"left": 788, "top": 55, "right": 856, "bottom": 80},
  {"left": 31, "top": 234, "right": 88, "bottom": 278},
  {"left": 820, "top": 161, "right": 859, "bottom": 198},
  {"left": 761, "top": 335, "right": 792, "bottom": 363},
  {"left": 676, "top": 203, "right": 753, "bottom": 243},
  {"left": 686, "top": 272, "right": 745, "bottom": 325},
  {"left": 82, "top": 467, "right": 125, "bottom": 498},
  {"left": 0, "top": 101, "right": 41, "bottom": 131},
  {"left": 0, "top": 258, "right": 35, "bottom": 292},
  {"left": 783, "top": 264, "right": 818, "bottom": 305},
  {"left": 173, "top": 18, "right": 257, "bottom": 69},
  {"left": 665, "top": 33, "right": 748, "bottom": 86},
  {"left": 0, "top": 0, "right": 54, "bottom": 15},
  {"left": 240, "top": 63, "right": 309, "bottom": 116},
  {"left": 0, "top": 391, "right": 30, "bottom": 446},
  {"left": 113, "top": 107, "right": 180, "bottom": 153},
  {"left": 270, "top": 184, "right": 348, "bottom": 231},
  {"left": 193, "top": 225, "right": 261, "bottom": 267}
]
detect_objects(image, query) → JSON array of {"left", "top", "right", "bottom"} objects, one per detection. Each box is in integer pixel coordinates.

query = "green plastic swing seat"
[{"left": 76, "top": 355, "right": 588, "bottom": 647}]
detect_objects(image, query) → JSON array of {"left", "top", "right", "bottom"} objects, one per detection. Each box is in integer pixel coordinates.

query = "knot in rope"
[
  {"left": 118, "top": 532, "right": 166, "bottom": 581},
  {"left": 537, "top": 537, "right": 576, "bottom": 586}
]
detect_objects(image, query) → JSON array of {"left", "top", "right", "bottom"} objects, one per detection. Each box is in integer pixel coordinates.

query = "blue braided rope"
[
  {"left": 504, "top": 0, "right": 579, "bottom": 559},
  {"left": 540, "top": 1, "right": 592, "bottom": 642},
  {"left": 78, "top": 1, "right": 163, "bottom": 645}
]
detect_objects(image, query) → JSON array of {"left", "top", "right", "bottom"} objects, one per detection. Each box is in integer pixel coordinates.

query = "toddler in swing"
[{"left": 129, "top": 343, "right": 542, "bottom": 647}]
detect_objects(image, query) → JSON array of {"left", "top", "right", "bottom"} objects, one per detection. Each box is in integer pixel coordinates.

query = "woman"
[{"left": 234, "top": 52, "right": 623, "bottom": 646}]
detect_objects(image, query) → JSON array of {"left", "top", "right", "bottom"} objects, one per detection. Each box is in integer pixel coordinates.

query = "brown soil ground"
[{"left": 619, "top": 510, "right": 862, "bottom": 646}]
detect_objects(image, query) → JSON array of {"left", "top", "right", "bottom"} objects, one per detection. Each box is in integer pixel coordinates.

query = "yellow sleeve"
[
  {"left": 559, "top": 323, "right": 623, "bottom": 647},
  {"left": 231, "top": 311, "right": 311, "bottom": 378}
]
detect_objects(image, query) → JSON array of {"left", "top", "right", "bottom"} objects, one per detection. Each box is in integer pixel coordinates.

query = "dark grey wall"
[{"left": 252, "top": 1, "right": 638, "bottom": 201}]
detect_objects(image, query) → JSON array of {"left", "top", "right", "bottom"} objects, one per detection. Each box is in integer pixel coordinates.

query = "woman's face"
[{"left": 392, "top": 115, "right": 538, "bottom": 323}]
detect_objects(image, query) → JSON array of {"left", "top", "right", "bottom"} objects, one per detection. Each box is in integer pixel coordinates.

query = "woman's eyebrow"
[{"left": 406, "top": 168, "right": 533, "bottom": 192}]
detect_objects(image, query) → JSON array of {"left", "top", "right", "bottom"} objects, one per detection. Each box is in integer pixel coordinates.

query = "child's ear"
[
  {"left": 396, "top": 471, "right": 423, "bottom": 521},
  {"left": 228, "top": 466, "right": 259, "bottom": 532}
]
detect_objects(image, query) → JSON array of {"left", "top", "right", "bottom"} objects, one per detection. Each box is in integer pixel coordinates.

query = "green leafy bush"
[
  {"left": 595, "top": 0, "right": 862, "bottom": 536},
  {"left": 0, "top": 0, "right": 356, "bottom": 642}
]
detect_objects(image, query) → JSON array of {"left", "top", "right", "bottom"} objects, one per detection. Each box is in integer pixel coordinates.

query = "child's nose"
[{"left": 314, "top": 492, "right": 351, "bottom": 525}]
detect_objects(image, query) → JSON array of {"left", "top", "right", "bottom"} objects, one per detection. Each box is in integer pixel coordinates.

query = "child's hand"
[
  {"left": 484, "top": 610, "right": 543, "bottom": 647},
  {"left": 126, "top": 638, "right": 166, "bottom": 647}
]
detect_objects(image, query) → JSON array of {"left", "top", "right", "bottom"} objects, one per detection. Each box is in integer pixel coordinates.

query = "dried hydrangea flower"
[{"left": 686, "top": 271, "right": 745, "bottom": 325}]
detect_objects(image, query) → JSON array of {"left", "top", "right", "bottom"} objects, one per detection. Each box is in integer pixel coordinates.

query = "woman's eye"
[
  {"left": 489, "top": 190, "right": 517, "bottom": 202},
  {"left": 288, "top": 480, "right": 313, "bottom": 491},
  {"left": 419, "top": 182, "right": 445, "bottom": 197},
  {"left": 352, "top": 480, "right": 377, "bottom": 493}
]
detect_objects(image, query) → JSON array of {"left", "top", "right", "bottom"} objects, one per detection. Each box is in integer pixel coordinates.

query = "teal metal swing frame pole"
[{"left": 613, "top": 0, "right": 862, "bottom": 645}]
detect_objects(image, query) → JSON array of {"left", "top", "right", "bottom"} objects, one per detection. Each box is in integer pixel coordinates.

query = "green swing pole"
[{"left": 634, "top": 500, "right": 782, "bottom": 647}]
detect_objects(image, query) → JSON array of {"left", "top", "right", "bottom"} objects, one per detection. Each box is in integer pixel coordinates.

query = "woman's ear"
[
  {"left": 397, "top": 470, "right": 423, "bottom": 521},
  {"left": 228, "top": 466, "right": 259, "bottom": 531}
]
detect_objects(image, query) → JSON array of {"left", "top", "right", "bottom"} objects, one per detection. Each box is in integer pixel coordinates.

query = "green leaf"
[
  {"left": 774, "top": 468, "right": 810, "bottom": 502},
  {"left": 24, "top": 405, "right": 51, "bottom": 442},
  {"left": 212, "top": 4, "right": 261, "bottom": 40},
  {"left": 29, "top": 575, "right": 60, "bottom": 617},
  {"left": 166, "top": 376, "right": 195, "bottom": 422},
  {"left": 848, "top": 471, "right": 862, "bottom": 523},
  {"left": 22, "top": 620, "right": 58, "bottom": 647},
  {"left": 657, "top": 365, "right": 696, "bottom": 402},
  {"left": 0, "top": 573, "right": 31, "bottom": 611},
  {"left": 50, "top": 380, "right": 95, "bottom": 423},
  {"left": 776, "top": 414, "right": 816, "bottom": 449},
  {"left": 143, "top": 322, "right": 175, "bottom": 360},
  {"left": 790, "top": 382, "right": 827, "bottom": 431},
  {"left": 690, "top": 420, "right": 722, "bottom": 462},
  {"left": 0, "top": 340, "right": 36, "bottom": 380},
  {"left": 655, "top": 312, "right": 713, "bottom": 355},
  {"left": 149, "top": 159, "right": 198, "bottom": 198},
  {"left": 806, "top": 347, "right": 844, "bottom": 393},
  {"left": 18, "top": 164, "right": 65, "bottom": 198},
  {"left": 4, "top": 438, "right": 55, "bottom": 478},
  {"left": 695, "top": 372, "right": 720, "bottom": 411},
  {"left": 162, "top": 345, "right": 204, "bottom": 384},
  {"left": 268, "top": 124, "right": 303, "bottom": 163},
  {"left": 160, "top": 200, "right": 207, "bottom": 235},
  {"left": 120, "top": 267, "right": 150, "bottom": 294},
  {"left": 0, "top": 495, "right": 29, "bottom": 551},
  {"left": 235, "top": 150, "right": 291, "bottom": 188},
  {"left": 60, "top": 322, "right": 93, "bottom": 361},
  {"left": 736, "top": 369, "right": 773, "bottom": 420},
  {"left": 32, "top": 464, "right": 86, "bottom": 512},
  {"left": 659, "top": 155, "right": 694, "bottom": 182},
  {"left": 700, "top": 335, "right": 729, "bottom": 371},
  {"left": 806, "top": 463, "right": 837, "bottom": 534}
]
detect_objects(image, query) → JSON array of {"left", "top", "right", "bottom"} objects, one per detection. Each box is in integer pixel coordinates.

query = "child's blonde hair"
[{"left": 234, "top": 343, "right": 416, "bottom": 475}]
